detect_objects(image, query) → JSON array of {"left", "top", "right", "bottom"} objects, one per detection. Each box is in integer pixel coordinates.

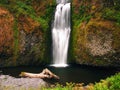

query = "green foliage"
[
  {"left": 72, "top": 5, "right": 92, "bottom": 27},
  {"left": 107, "top": 73, "right": 120, "bottom": 90},
  {"left": 34, "top": 16, "right": 48, "bottom": 32},
  {"left": 102, "top": 0, "right": 120, "bottom": 25},
  {"left": 0, "top": 0, "right": 49, "bottom": 32},
  {"left": 94, "top": 80, "right": 109, "bottom": 90},
  {"left": 11, "top": 1, "right": 36, "bottom": 17},
  {"left": 42, "top": 82, "right": 74, "bottom": 90},
  {"left": 42, "top": 2, "right": 56, "bottom": 22},
  {"left": 94, "top": 73, "right": 120, "bottom": 90},
  {"left": 102, "top": 8, "right": 120, "bottom": 25},
  {"left": 0, "top": 0, "right": 9, "bottom": 4},
  {"left": 114, "top": 0, "right": 120, "bottom": 10}
]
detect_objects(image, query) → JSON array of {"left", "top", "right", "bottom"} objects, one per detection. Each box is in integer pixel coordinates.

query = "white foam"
[{"left": 50, "top": 64, "right": 69, "bottom": 67}]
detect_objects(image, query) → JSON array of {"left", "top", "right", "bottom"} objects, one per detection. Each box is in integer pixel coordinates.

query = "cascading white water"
[{"left": 51, "top": 0, "right": 71, "bottom": 67}]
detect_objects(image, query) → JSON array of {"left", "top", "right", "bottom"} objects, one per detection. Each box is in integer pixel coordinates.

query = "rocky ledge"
[{"left": 0, "top": 75, "right": 48, "bottom": 90}]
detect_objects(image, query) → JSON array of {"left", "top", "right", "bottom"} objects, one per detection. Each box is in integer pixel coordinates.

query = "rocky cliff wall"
[
  {"left": 0, "top": 0, "right": 120, "bottom": 67},
  {"left": 0, "top": 0, "right": 55, "bottom": 67},
  {"left": 70, "top": 0, "right": 120, "bottom": 67}
]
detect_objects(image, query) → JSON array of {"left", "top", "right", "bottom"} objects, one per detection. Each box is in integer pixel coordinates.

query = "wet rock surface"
[{"left": 0, "top": 75, "right": 48, "bottom": 90}]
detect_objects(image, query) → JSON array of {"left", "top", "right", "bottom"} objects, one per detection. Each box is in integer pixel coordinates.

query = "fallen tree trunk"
[{"left": 19, "top": 68, "right": 60, "bottom": 79}]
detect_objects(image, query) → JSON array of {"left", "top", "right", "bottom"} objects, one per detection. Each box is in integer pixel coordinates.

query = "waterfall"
[{"left": 51, "top": 0, "right": 71, "bottom": 67}]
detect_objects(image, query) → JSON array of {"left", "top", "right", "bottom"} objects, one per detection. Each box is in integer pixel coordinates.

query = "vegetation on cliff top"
[{"left": 0, "top": 0, "right": 56, "bottom": 32}]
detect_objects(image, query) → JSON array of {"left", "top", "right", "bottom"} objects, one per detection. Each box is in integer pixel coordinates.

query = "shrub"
[{"left": 94, "top": 73, "right": 120, "bottom": 90}]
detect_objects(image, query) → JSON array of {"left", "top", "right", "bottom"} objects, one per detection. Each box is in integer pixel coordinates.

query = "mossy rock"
[{"left": 71, "top": 18, "right": 120, "bottom": 66}]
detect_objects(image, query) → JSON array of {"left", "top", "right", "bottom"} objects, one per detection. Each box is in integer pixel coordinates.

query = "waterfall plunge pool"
[{"left": 0, "top": 64, "right": 119, "bottom": 85}]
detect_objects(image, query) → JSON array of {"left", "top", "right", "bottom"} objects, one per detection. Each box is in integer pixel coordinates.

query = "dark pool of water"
[{"left": 0, "top": 64, "right": 119, "bottom": 85}]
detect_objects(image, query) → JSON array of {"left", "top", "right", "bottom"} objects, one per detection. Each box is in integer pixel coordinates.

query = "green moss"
[
  {"left": 13, "top": 19, "right": 19, "bottom": 63},
  {"left": 102, "top": 8, "right": 120, "bottom": 25},
  {"left": 41, "top": 1, "right": 56, "bottom": 22},
  {"left": 0, "top": 0, "right": 50, "bottom": 32},
  {"left": 72, "top": 5, "right": 92, "bottom": 27}
]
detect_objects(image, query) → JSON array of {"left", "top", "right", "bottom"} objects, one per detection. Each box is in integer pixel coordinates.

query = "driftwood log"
[{"left": 20, "top": 68, "right": 60, "bottom": 79}]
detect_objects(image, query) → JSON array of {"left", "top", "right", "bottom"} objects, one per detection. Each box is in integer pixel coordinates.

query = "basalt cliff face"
[
  {"left": 70, "top": 0, "right": 120, "bottom": 66},
  {"left": 0, "top": 0, "right": 55, "bottom": 67},
  {"left": 0, "top": 0, "right": 120, "bottom": 67}
]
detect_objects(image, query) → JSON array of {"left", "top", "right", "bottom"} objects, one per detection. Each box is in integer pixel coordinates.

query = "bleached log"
[{"left": 20, "top": 68, "right": 60, "bottom": 79}]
